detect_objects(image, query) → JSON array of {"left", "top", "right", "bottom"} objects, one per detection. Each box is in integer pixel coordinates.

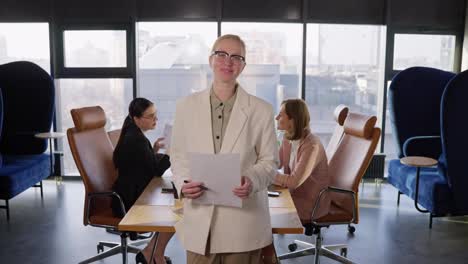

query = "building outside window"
[{"left": 305, "top": 24, "right": 387, "bottom": 148}]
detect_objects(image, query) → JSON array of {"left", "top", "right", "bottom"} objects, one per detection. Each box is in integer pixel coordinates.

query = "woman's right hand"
[
  {"left": 181, "top": 179, "right": 205, "bottom": 199},
  {"left": 153, "top": 137, "right": 165, "bottom": 153}
]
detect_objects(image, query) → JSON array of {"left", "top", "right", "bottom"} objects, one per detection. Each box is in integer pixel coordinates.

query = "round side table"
[
  {"left": 400, "top": 156, "right": 438, "bottom": 214},
  {"left": 35, "top": 132, "right": 66, "bottom": 185}
]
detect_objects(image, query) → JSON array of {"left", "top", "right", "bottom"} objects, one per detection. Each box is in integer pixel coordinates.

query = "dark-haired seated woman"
[{"left": 112, "top": 97, "right": 174, "bottom": 264}]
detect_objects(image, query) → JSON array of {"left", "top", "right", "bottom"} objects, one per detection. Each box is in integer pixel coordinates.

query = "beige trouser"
[{"left": 186, "top": 249, "right": 262, "bottom": 264}]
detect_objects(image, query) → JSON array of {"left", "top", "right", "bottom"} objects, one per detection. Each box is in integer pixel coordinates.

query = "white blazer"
[{"left": 171, "top": 86, "right": 279, "bottom": 254}]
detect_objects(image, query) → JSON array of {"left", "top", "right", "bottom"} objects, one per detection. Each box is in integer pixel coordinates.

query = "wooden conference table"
[{"left": 119, "top": 177, "right": 303, "bottom": 234}]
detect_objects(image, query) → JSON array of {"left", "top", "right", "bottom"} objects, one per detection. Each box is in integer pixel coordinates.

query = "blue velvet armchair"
[
  {"left": 0, "top": 61, "right": 55, "bottom": 221},
  {"left": 0, "top": 88, "right": 3, "bottom": 168},
  {"left": 387, "top": 66, "right": 468, "bottom": 228},
  {"left": 439, "top": 70, "right": 468, "bottom": 216}
]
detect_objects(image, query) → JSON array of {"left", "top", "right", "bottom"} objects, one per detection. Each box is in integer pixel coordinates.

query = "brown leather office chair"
[
  {"left": 279, "top": 112, "right": 381, "bottom": 264},
  {"left": 325, "top": 105, "right": 355, "bottom": 234},
  {"left": 67, "top": 106, "right": 146, "bottom": 264},
  {"left": 325, "top": 104, "right": 349, "bottom": 160}
]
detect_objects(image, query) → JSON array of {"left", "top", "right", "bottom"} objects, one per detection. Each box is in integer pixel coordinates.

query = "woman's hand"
[
  {"left": 153, "top": 137, "right": 165, "bottom": 153},
  {"left": 233, "top": 176, "right": 252, "bottom": 199},
  {"left": 181, "top": 179, "right": 205, "bottom": 199},
  {"left": 274, "top": 173, "right": 287, "bottom": 188}
]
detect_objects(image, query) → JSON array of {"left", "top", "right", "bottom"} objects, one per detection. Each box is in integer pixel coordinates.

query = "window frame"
[
  {"left": 380, "top": 27, "right": 462, "bottom": 153},
  {"left": 54, "top": 23, "right": 135, "bottom": 78}
]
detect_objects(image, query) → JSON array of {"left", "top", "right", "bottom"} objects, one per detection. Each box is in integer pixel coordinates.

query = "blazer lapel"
[
  {"left": 220, "top": 86, "right": 249, "bottom": 154},
  {"left": 197, "top": 89, "right": 215, "bottom": 154}
]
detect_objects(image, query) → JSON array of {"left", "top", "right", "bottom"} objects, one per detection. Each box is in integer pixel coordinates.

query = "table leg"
[
  {"left": 49, "top": 138, "right": 62, "bottom": 186},
  {"left": 48, "top": 138, "right": 54, "bottom": 183},
  {"left": 414, "top": 166, "right": 428, "bottom": 213},
  {"left": 149, "top": 232, "right": 159, "bottom": 264}
]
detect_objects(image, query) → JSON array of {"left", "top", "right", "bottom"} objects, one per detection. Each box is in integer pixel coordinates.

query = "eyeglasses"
[
  {"left": 211, "top": 50, "right": 246, "bottom": 65},
  {"left": 141, "top": 113, "right": 157, "bottom": 120}
]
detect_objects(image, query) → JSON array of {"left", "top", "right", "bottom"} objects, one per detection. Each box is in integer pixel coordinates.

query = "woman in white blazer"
[{"left": 171, "top": 34, "right": 279, "bottom": 264}]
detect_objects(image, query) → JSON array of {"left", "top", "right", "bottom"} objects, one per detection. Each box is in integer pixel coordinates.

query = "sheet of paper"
[{"left": 189, "top": 153, "right": 241, "bottom": 208}]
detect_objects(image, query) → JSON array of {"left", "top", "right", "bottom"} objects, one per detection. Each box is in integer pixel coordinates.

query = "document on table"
[{"left": 189, "top": 153, "right": 241, "bottom": 208}]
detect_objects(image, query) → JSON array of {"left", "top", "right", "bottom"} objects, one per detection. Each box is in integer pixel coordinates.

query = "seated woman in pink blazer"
[{"left": 262, "top": 99, "right": 330, "bottom": 264}]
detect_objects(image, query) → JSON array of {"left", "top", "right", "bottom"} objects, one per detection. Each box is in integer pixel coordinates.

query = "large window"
[
  {"left": 222, "top": 22, "right": 303, "bottom": 114},
  {"left": 393, "top": 34, "right": 455, "bottom": 71},
  {"left": 57, "top": 79, "right": 133, "bottom": 175},
  {"left": 305, "top": 24, "right": 386, "bottom": 145},
  {"left": 0, "top": 23, "right": 50, "bottom": 72},
  {"left": 137, "top": 22, "right": 217, "bottom": 141},
  {"left": 63, "top": 30, "right": 127, "bottom": 68},
  {"left": 57, "top": 27, "right": 132, "bottom": 175}
]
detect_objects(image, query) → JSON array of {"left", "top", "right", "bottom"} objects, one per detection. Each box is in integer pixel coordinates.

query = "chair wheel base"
[
  {"left": 340, "top": 248, "right": 348, "bottom": 257},
  {"left": 288, "top": 243, "right": 298, "bottom": 252},
  {"left": 348, "top": 225, "right": 356, "bottom": 234}
]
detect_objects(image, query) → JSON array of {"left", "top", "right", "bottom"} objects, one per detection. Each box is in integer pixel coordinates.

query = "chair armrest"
[
  {"left": 403, "top": 136, "right": 441, "bottom": 159},
  {"left": 311, "top": 186, "right": 357, "bottom": 224},
  {"left": 327, "top": 186, "right": 355, "bottom": 195},
  {"left": 86, "top": 191, "right": 125, "bottom": 227}
]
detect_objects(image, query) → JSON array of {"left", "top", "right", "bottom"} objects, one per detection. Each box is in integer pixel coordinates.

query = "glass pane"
[
  {"left": 137, "top": 22, "right": 217, "bottom": 141},
  {"left": 393, "top": 34, "right": 455, "bottom": 71},
  {"left": 384, "top": 80, "right": 398, "bottom": 162},
  {"left": 57, "top": 79, "right": 133, "bottom": 175},
  {"left": 0, "top": 23, "right": 50, "bottom": 73},
  {"left": 305, "top": 24, "right": 386, "bottom": 146},
  {"left": 64, "top": 30, "right": 127, "bottom": 68},
  {"left": 222, "top": 22, "right": 303, "bottom": 114}
]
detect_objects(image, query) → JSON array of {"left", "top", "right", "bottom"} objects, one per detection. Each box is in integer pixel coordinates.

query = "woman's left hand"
[
  {"left": 233, "top": 176, "right": 252, "bottom": 199},
  {"left": 153, "top": 137, "right": 165, "bottom": 152}
]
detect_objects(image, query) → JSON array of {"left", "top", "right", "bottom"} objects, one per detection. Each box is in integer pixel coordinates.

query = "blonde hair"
[
  {"left": 282, "top": 99, "right": 310, "bottom": 140},
  {"left": 211, "top": 34, "right": 246, "bottom": 56}
]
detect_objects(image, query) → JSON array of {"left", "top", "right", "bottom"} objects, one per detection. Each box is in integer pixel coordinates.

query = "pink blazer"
[{"left": 275, "top": 131, "right": 330, "bottom": 222}]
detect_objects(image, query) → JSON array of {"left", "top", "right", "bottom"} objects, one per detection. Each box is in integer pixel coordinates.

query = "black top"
[{"left": 112, "top": 123, "right": 170, "bottom": 217}]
